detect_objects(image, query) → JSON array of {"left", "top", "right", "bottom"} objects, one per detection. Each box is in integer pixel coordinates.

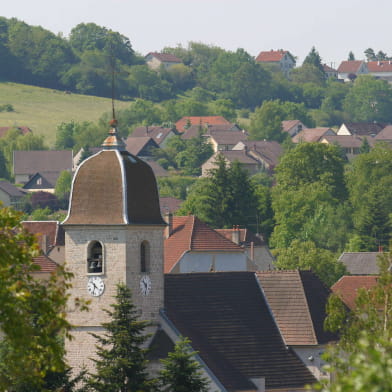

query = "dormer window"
[
  {"left": 140, "top": 241, "right": 150, "bottom": 273},
  {"left": 87, "top": 241, "right": 103, "bottom": 274}
]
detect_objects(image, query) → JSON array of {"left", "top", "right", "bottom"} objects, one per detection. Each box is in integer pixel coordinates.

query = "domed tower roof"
[{"left": 63, "top": 121, "right": 165, "bottom": 226}]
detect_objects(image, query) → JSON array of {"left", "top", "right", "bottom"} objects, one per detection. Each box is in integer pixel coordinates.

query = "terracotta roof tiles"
[
  {"left": 164, "top": 216, "right": 243, "bottom": 273},
  {"left": 331, "top": 275, "right": 378, "bottom": 309},
  {"left": 33, "top": 254, "right": 58, "bottom": 273},
  {"left": 337, "top": 60, "right": 366, "bottom": 73},
  {"left": 146, "top": 52, "right": 182, "bottom": 63},
  {"left": 22, "top": 221, "right": 64, "bottom": 253},
  {"left": 256, "top": 50, "right": 288, "bottom": 62},
  {"left": 175, "top": 116, "right": 230, "bottom": 134}
]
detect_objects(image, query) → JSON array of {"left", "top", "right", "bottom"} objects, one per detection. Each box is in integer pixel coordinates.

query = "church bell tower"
[{"left": 62, "top": 120, "right": 166, "bottom": 371}]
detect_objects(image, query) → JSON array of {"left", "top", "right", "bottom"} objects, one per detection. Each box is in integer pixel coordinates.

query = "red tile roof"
[
  {"left": 159, "top": 197, "right": 183, "bottom": 215},
  {"left": 337, "top": 60, "right": 365, "bottom": 73},
  {"left": 331, "top": 275, "right": 378, "bottom": 309},
  {"left": 216, "top": 228, "right": 266, "bottom": 246},
  {"left": 22, "top": 220, "right": 64, "bottom": 252},
  {"left": 282, "top": 120, "right": 302, "bottom": 132},
  {"left": 164, "top": 216, "right": 243, "bottom": 273},
  {"left": 256, "top": 50, "right": 288, "bottom": 62},
  {"left": 0, "top": 126, "right": 31, "bottom": 138},
  {"left": 175, "top": 116, "right": 230, "bottom": 133},
  {"left": 367, "top": 60, "right": 392, "bottom": 72},
  {"left": 33, "top": 254, "right": 58, "bottom": 273}
]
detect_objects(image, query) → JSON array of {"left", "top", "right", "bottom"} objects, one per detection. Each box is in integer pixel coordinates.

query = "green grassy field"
[{"left": 0, "top": 82, "right": 131, "bottom": 147}]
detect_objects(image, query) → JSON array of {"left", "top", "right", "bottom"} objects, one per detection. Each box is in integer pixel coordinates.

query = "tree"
[
  {"left": 0, "top": 205, "right": 75, "bottom": 389},
  {"left": 158, "top": 337, "right": 209, "bottom": 392},
  {"left": 364, "top": 47, "right": 376, "bottom": 61},
  {"left": 345, "top": 145, "right": 392, "bottom": 250},
  {"left": 315, "top": 250, "right": 392, "bottom": 391},
  {"left": 87, "top": 283, "right": 153, "bottom": 392},
  {"left": 55, "top": 170, "right": 73, "bottom": 208},
  {"left": 274, "top": 142, "right": 347, "bottom": 200},
  {"left": 290, "top": 63, "right": 326, "bottom": 86},
  {"left": 274, "top": 240, "right": 345, "bottom": 286},
  {"left": 178, "top": 155, "right": 259, "bottom": 229},
  {"left": 348, "top": 51, "right": 355, "bottom": 60},
  {"left": 343, "top": 75, "right": 392, "bottom": 122},
  {"left": 303, "top": 46, "right": 324, "bottom": 73},
  {"left": 249, "top": 99, "right": 314, "bottom": 141}
]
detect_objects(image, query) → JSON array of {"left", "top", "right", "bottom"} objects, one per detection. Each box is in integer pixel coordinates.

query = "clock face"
[
  {"left": 87, "top": 276, "right": 105, "bottom": 297},
  {"left": 140, "top": 275, "right": 151, "bottom": 296}
]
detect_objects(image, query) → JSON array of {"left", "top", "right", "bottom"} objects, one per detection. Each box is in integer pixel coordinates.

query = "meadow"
[{"left": 0, "top": 82, "right": 131, "bottom": 147}]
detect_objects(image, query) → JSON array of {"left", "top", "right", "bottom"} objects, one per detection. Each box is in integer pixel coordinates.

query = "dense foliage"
[
  {"left": 0, "top": 205, "right": 77, "bottom": 390},
  {"left": 316, "top": 251, "right": 392, "bottom": 391}
]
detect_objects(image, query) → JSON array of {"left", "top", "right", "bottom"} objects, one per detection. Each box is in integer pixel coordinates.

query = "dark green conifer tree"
[
  {"left": 88, "top": 283, "right": 153, "bottom": 392},
  {"left": 158, "top": 337, "right": 209, "bottom": 392}
]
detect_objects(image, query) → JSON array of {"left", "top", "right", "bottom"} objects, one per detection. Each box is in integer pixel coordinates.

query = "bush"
[{"left": 0, "top": 104, "right": 14, "bottom": 112}]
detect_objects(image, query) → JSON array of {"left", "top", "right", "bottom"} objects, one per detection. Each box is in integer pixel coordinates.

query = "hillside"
[{"left": 0, "top": 82, "right": 131, "bottom": 147}]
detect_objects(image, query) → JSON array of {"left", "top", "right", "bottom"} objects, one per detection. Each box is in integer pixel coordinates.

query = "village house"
[
  {"left": 322, "top": 64, "right": 338, "bottom": 79},
  {"left": 0, "top": 180, "right": 26, "bottom": 209},
  {"left": 232, "top": 140, "right": 283, "bottom": 173},
  {"left": 0, "top": 126, "right": 32, "bottom": 138},
  {"left": 320, "top": 134, "right": 371, "bottom": 161},
  {"left": 337, "top": 60, "right": 368, "bottom": 81},
  {"left": 367, "top": 60, "right": 392, "bottom": 83},
  {"left": 336, "top": 121, "right": 387, "bottom": 137},
  {"left": 181, "top": 123, "right": 242, "bottom": 140},
  {"left": 132, "top": 125, "right": 177, "bottom": 148},
  {"left": 201, "top": 150, "right": 260, "bottom": 177},
  {"left": 374, "top": 124, "right": 392, "bottom": 144},
  {"left": 331, "top": 275, "right": 378, "bottom": 310},
  {"left": 13, "top": 150, "right": 73, "bottom": 192},
  {"left": 206, "top": 129, "right": 248, "bottom": 152},
  {"left": 175, "top": 116, "right": 231, "bottom": 134},
  {"left": 216, "top": 227, "right": 274, "bottom": 271},
  {"left": 338, "top": 252, "right": 381, "bottom": 275},
  {"left": 255, "top": 49, "right": 296, "bottom": 77},
  {"left": 281, "top": 120, "right": 306, "bottom": 137},
  {"left": 22, "top": 220, "right": 65, "bottom": 265},
  {"left": 145, "top": 52, "right": 182, "bottom": 70},
  {"left": 292, "top": 127, "right": 335, "bottom": 143},
  {"left": 164, "top": 215, "right": 255, "bottom": 273},
  {"left": 257, "top": 270, "right": 339, "bottom": 379}
]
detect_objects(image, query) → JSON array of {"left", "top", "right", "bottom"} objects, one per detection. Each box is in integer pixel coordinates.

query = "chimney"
[
  {"left": 41, "top": 234, "right": 47, "bottom": 254},
  {"left": 250, "top": 241, "right": 254, "bottom": 261},
  {"left": 232, "top": 225, "right": 240, "bottom": 244},
  {"left": 164, "top": 213, "right": 173, "bottom": 239}
]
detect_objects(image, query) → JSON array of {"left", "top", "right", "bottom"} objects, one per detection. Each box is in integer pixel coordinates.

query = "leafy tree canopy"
[
  {"left": 0, "top": 205, "right": 76, "bottom": 389},
  {"left": 273, "top": 240, "right": 345, "bottom": 286}
]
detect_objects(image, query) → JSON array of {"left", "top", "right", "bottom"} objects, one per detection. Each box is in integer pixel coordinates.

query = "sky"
[{"left": 2, "top": 0, "right": 392, "bottom": 68}]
